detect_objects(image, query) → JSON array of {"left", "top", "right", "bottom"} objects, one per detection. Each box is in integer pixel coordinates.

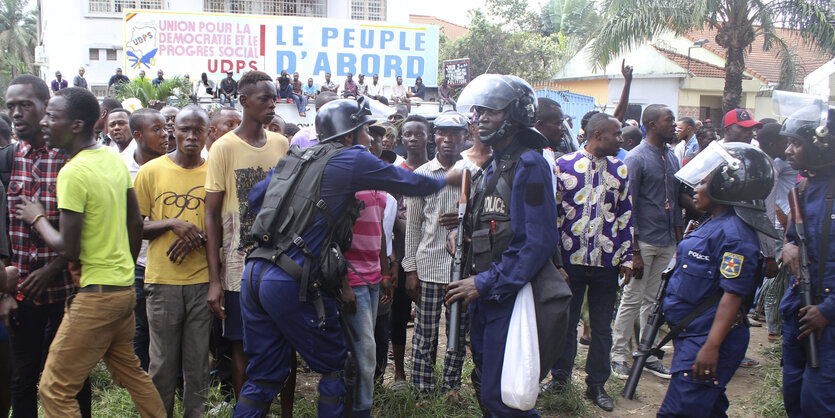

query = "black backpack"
[{"left": 247, "top": 141, "right": 363, "bottom": 324}]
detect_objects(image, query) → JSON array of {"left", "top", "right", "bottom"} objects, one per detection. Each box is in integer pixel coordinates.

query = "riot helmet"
[
  {"left": 675, "top": 142, "right": 778, "bottom": 238},
  {"left": 316, "top": 96, "right": 375, "bottom": 143},
  {"left": 457, "top": 74, "right": 547, "bottom": 148},
  {"left": 772, "top": 90, "right": 835, "bottom": 173},
  {"left": 433, "top": 111, "right": 469, "bottom": 131}
]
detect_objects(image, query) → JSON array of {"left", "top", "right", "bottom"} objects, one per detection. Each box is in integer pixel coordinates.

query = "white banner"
[{"left": 123, "top": 10, "right": 440, "bottom": 86}]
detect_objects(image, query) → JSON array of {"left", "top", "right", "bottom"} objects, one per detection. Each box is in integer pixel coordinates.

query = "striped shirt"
[
  {"left": 403, "top": 158, "right": 459, "bottom": 284},
  {"left": 344, "top": 190, "right": 387, "bottom": 287}
]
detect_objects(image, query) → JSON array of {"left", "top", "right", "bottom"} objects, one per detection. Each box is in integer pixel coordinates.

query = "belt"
[{"left": 78, "top": 285, "right": 132, "bottom": 293}]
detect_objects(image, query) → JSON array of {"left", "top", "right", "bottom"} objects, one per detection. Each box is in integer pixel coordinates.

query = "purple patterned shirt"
[{"left": 555, "top": 149, "right": 634, "bottom": 268}]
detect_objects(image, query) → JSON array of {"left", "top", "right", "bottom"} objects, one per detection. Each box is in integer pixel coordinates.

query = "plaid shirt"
[{"left": 8, "top": 141, "right": 73, "bottom": 305}]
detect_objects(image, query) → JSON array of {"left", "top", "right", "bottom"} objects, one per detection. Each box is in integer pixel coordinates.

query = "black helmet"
[
  {"left": 676, "top": 142, "right": 778, "bottom": 238},
  {"left": 316, "top": 96, "right": 375, "bottom": 143},
  {"left": 707, "top": 143, "right": 774, "bottom": 203},
  {"left": 457, "top": 74, "right": 547, "bottom": 148},
  {"left": 781, "top": 106, "right": 835, "bottom": 172}
]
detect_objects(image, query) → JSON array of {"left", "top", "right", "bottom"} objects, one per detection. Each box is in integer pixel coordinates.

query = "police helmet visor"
[
  {"left": 456, "top": 74, "right": 521, "bottom": 114},
  {"left": 675, "top": 141, "right": 741, "bottom": 188},
  {"left": 772, "top": 90, "right": 829, "bottom": 139}
]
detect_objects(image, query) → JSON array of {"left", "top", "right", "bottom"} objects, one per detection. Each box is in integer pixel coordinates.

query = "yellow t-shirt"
[
  {"left": 205, "top": 130, "right": 288, "bottom": 291},
  {"left": 56, "top": 147, "right": 134, "bottom": 288},
  {"left": 135, "top": 155, "right": 209, "bottom": 285}
]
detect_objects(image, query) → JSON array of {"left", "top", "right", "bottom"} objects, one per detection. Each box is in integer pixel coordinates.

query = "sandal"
[
  {"left": 740, "top": 357, "right": 760, "bottom": 368},
  {"left": 390, "top": 380, "right": 409, "bottom": 391},
  {"left": 768, "top": 334, "right": 781, "bottom": 343}
]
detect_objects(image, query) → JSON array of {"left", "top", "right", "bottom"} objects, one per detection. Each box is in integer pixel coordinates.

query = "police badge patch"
[{"left": 720, "top": 252, "right": 744, "bottom": 279}]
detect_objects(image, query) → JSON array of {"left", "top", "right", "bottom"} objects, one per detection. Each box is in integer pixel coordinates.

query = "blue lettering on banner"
[
  {"left": 276, "top": 25, "right": 286, "bottom": 45},
  {"left": 313, "top": 52, "right": 330, "bottom": 74},
  {"left": 380, "top": 30, "right": 394, "bottom": 49},
  {"left": 415, "top": 33, "right": 425, "bottom": 51},
  {"left": 276, "top": 51, "right": 296, "bottom": 72},
  {"left": 343, "top": 28, "right": 355, "bottom": 48},
  {"left": 360, "top": 54, "right": 380, "bottom": 76},
  {"left": 406, "top": 56, "right": 423, "bottom": 78},
  {"left": 322, "top": 27, "right": 338, "bottom": 47},
  {"left": 337, "top": 53, "right": 356, "bottom": 75},
  {"left": 360, "top": 29, "right": 373, "bottom": 49},
  {"left": 384, "top": 55, "right": 402, "bottom": 77},
  {"left": 292, "top": 26, "right": 303, "bottom": 46}
]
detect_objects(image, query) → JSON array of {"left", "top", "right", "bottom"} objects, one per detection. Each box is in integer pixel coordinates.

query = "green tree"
[
  {"left": 589, "top": 0, "right": 835, "bottom": 112},
  {"left": 0, "top": 0, "right": 36, "bottom": 77},
  {"left": 441, "top": 10, "right": 563, "bottom": 83}
]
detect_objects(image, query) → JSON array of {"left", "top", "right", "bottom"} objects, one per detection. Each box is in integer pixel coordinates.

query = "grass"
[
  {"left": 752, "top": 344, "right": 788, "bottom": 418},
  {"left": 84, "top": 345, "right": 625, "bottom": 418}
]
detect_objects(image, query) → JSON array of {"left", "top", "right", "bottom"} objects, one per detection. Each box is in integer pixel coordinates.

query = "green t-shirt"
[{"left": 57, "top": 147, "right": 135, "bottom": 287}]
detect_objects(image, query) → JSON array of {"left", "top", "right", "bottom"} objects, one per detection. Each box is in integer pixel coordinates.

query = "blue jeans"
[
  {"left": 551, "top": 265, "right": 619, "bottom": 386},
  {"left": 345, "top": 284, "right": 380, "bottom": 417},
  {"left": 291, "top": 94, "right": 307, "bottom": 114},
  {"left": 133, "top": 265, "right": 150, "bottom": 372},
  {"left": 234, "top": 261, "right": 346, "bottom": 418}
]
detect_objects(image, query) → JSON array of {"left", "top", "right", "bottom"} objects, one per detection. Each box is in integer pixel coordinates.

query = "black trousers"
[{"left": 9, "top": 300, "right": 91, "bottom": 418}]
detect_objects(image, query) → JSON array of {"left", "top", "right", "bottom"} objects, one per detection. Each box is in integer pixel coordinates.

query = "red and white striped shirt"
[{"left": 344, "top": 190, "right": 387, "bottom": 287}]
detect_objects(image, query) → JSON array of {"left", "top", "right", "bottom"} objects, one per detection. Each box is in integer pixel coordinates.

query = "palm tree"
[
  {"left": 0, "top": 0, "right": 36, "bottom": 77},
  {"left": 114, "top": 76, "right": 194, "bottom": 108},
  {"left": 589, "top": 0, "right": 835, "bottom": 112}
]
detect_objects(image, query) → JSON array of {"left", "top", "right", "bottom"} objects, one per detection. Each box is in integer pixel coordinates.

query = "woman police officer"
[{"left": 657, "top": 142, "right": 779, "bottom": 417}]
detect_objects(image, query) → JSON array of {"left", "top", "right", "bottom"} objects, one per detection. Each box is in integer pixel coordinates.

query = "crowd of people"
[
  {"left": 52, "top": 67, "right": 450, "bottom": 118},
  {"left": 0, "top": 64, "right": 831, "bottom": 418}
]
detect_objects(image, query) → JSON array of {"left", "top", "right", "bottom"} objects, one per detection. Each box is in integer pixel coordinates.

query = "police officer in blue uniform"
[
  {"left": 232, "top": 98, "right": 456, "bottom": 418},
  {"left": 658, "top": 142, "right": 778, "bottom": 417},
  {"left": 445, "top": 74, "right": 571, "bottom": 417},
  {"left": 778, "top": 95, "right": 835, "bottom": 417}
]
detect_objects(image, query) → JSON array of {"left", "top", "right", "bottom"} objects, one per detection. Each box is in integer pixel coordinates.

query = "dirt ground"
[{"left": 288, "top": 313, "right": 778, "bottom": 417}]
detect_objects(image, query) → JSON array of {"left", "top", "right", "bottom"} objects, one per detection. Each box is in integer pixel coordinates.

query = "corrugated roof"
[
  {"left": 684, "top": 27, "right": 834, "bottom": 85},
  {"left": 653, "top": 45, "right": 752, "bottom": 79}
]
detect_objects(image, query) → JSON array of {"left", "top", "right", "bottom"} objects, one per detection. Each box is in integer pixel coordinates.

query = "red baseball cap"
[{"left": 723, "top": 109, "right": 763, "bottom": 129}]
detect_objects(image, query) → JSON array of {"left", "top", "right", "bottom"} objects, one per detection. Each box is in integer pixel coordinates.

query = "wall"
[{"left": 607, "top": 76, "right": 681, "bottom": 115}]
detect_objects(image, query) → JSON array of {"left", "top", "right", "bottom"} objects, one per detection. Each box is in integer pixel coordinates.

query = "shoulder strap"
[
  {"left": 816, "top": 176, "right": 835, "bottom": 303},
  {"left": 653, "top": 289, "right": 724, "bottom": 356}
]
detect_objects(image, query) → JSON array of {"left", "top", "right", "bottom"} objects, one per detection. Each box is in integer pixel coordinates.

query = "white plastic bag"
[{"left": 501, "top": 282, "right": 540, "bottom": 410}]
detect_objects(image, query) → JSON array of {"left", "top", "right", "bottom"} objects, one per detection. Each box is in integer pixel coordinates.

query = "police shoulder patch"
[{"left": 720, "top": 252, "right": 744, "bottom": 279}]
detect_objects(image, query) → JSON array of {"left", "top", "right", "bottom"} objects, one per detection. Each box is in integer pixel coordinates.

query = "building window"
[
  {"left": 89, "top": 48, "right": 99, "bottom": 61},
  {"left": 88, "top": 0, "right": 163, "bottom": 14},
  {"left": 203, "top": 0, "right": 326, "bottom": 17},
  {"left": 106, "top": 49, "right": 118, "bottom": 61},
  {"left": 351, "top": 0, "right": 386, "bottom": 21}
]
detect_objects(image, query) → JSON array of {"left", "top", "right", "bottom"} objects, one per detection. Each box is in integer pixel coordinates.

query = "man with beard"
[{"left": 611, "top": 104, "right": 682, "bottom": 383}]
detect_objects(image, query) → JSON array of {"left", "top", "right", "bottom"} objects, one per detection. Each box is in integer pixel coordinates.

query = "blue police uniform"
[
  {"left": 658, "top": 211, "right": 761, "bottom": 417},
  {"left": 233, "top": 147, "right": 444, "bottom": 418},
  {"left": 469, "top": 148, "right": 559, "bottom": 417},
  {"left": 780, "top": 173, "right": 835, "bottom": 418}
]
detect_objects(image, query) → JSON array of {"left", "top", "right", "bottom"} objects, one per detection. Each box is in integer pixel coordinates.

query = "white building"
[{"left": 37, "top": 0, "right": 407, "bottom": 95}]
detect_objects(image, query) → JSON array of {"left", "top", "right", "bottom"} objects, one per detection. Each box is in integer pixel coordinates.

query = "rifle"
[
  {"left": 623, "top": 220, "right": 699, "bottom": 399},
  {"left": 447, "top": 169, "right": 471, "bottom": 353},
  {"left": 788, "top": 188, "right": 820, "bottom": 368},
  {"left": 622, "top": 256, "right": 675, "bottom": 399}
]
